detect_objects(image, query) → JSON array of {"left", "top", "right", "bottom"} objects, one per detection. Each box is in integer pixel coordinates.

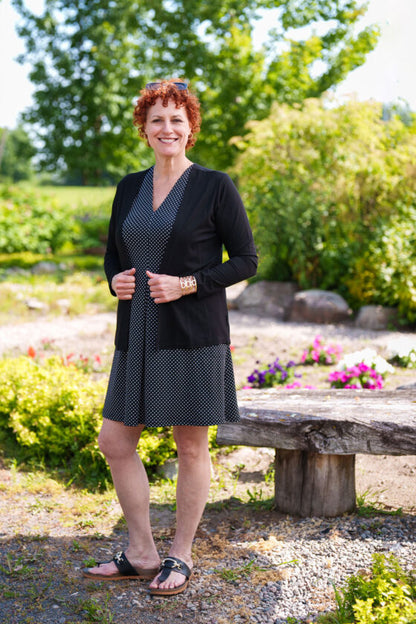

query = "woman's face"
[{"left": 144, "top": 98, "right": 191, "bottom": 159}]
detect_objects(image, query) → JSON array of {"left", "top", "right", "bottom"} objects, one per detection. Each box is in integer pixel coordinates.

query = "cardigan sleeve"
[
  {"left": 104, "top": 184, "right": 122, "bottom": 296},
  {"left": 193, "top": 173, "right": 257, "bottom": 299}
]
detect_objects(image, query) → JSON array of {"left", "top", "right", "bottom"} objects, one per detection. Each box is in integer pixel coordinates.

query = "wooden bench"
[{"left": 216, "top": 388, "right": 416, "bottom": 517}]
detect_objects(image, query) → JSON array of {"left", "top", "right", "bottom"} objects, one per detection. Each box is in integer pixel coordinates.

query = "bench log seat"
[{"left": 216, "top": 388, "right": 416, "bottom": 517}]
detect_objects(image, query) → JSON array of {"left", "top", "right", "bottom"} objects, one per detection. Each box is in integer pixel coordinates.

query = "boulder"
[
  {"left": 233, "top": 281, "right": 298, "bottom": 319},
  {"left": 31, "top": 261, "right": 58, "bottom": 275},
  {"left": 355, "top": 305, "right": 398, "bottom": 330},
  {"left": 289, "top": 289, "right": 352, "bottom": 324}
]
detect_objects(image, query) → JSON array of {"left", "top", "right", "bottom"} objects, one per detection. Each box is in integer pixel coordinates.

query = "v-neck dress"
[{"left": 102, "top": 165, "right": 240, "bottom": 427}]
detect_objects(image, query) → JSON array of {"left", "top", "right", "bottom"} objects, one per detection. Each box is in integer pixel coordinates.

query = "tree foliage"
[
  {"left": 0, "top": 126, "right": 36, "bottom": 182},
  {"left": 12, "top": 0, "right": 379, "bottom": 182},
  {"left": 232, "top": 98, "right": 416, "bottom": 321}
]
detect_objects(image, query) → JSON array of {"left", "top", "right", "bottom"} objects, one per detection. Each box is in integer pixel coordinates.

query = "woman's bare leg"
[
  {"left": 85, "top": 419, "right": 160, "bottom": 575},
  {"left": 149, "top": 425, "right": 211, "bottom": 590}
]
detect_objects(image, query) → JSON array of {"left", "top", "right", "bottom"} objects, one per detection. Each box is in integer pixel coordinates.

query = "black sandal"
[
  {"left": 82, "top": 551, "right": 159, "bottom": 581},
  {"left": 149, "top": 556, "right": 192, "bottom": 596}
]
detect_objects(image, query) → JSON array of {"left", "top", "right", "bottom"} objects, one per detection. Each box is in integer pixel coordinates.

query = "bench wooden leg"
[{"left": 274, "top": 449, "right": 356, "bottom": 517}]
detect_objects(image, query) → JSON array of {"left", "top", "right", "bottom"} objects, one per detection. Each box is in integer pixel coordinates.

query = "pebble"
[{"left": 193, "top": 514, "right": 416, "bottom": 624}]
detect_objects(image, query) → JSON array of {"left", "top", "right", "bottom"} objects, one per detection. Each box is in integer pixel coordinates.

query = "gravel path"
[
  {"left": 2, "top": 309, "right": 416, "bottom": 357},
  {"left": 1, "top": 311, "right": 416, "bottom": 623}
]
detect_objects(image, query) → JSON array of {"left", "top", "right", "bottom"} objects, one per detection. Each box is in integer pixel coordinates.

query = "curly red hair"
[{"left": 133, "top": 79, "right": 201, "bottom": 150}]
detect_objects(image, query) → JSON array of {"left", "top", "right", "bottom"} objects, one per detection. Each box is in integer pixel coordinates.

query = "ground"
[{"left": 0, "top": 310, "right": 415, "bottom": 623}]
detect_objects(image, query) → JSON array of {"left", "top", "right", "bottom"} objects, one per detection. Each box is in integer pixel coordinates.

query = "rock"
[
  {"left": 226, "top": 281, "right": 249, "bottom": 309},
  {"left": 233, "top": 281, "right": 298, "bottom": 319},
  {"left": 157, "top": 458, "right": 178, "bottom": 480},
  {"left": 26, "top": 298, "right": 48, "bottom": 311},
  {"left": 31, "top": 261, "right": 58, "bottom": 275},
  {"left": 396, "top": 382, "right": 416, "bottom": 390},
  {"left": 289, "top": 289, "right": 352, "bottom": 324},
  {"left": 56, "top": 299, "right": 71, "bottom": 314},
  {"left": 355, "top": 305, "right": 398, "bottom": 330}
]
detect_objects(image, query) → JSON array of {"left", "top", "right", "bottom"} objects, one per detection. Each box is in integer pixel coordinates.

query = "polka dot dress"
[{"left": 102, "top": 165, "right": 240, "bottom": 427}]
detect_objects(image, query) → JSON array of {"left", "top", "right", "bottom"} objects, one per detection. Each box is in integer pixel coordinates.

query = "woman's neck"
[{"left": 153, "top": 155, "right": 192, "bottom": 180}]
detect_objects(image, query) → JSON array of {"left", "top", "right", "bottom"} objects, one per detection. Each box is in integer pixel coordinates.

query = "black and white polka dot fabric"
[{"left": 102, "top": 165, "right": 240, "bottom": 427}]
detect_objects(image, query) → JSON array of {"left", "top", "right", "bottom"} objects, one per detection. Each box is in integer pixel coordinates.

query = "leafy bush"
[
  {"left": 0, "top": 355, "right": 109, "bottom": 489},
  {"left": 318, "top": 553, "right": 416, "bottom": 623},
  {"left": 74, "top": 213, "right": 109, "bottom": 253},
  {"left": 0, "top": 354, "right": 219, "bottom": 489},
  {"left": 233, "top": 99, "right": 416, "bottom": 319},
  {"left": 345, "top": 209, "right": 416, "bottom": 322},
  {"left": 0, "top": 186, "right": 74, "bottom": 253}
]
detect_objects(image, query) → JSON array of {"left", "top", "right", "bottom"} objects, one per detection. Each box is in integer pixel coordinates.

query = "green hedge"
[
  {"left": 0, "top": 354, "right": 218, "bottom": 490},
  {"left": 0, "top": 355, "right": 109, "bottom": 489},
  {"left": 0, "top": 186, "right": 73, "bottom": 254},
  {"left": 233, "top": 99, "right": 416, "bottom": 322}
]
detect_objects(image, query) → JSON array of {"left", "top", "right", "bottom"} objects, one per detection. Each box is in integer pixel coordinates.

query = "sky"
[{"left": 1, "top": 0, "right": 415, "bottom": 129}]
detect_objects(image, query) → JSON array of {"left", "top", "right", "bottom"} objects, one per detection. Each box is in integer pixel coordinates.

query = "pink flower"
[{"left": 285, "top": 381, "right": 302, "bottom": 389}]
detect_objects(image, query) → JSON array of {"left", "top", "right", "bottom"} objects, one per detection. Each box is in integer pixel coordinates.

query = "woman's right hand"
[{"left": 111, "top": 268, "right": 136, "bottom": 300}]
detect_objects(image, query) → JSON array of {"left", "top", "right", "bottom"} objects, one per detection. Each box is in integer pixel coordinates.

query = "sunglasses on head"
[{"left": 145, "top": 81, "right": 188, "bottom": 91}]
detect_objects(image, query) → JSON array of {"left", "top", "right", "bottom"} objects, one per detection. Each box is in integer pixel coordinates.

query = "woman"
[{"left": 82, "top": 79, "right": 257, "bottom": 596}]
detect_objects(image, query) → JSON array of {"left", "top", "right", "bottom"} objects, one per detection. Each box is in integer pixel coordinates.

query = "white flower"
[{"left": 337, "top": 348, "right": 394, "bottom": 374}]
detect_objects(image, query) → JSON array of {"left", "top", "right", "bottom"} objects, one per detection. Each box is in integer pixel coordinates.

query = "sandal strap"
[
  {"left": 112, "top": 551, "right": 139, "bottom": 576},
  {"left": 158, "top": 557, "right": 191, "bottom": 583}
]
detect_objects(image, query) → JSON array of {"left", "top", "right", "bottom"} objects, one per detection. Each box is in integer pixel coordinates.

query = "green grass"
[{"left": 37, "top": 185, "right": 115, "bottom": 216}]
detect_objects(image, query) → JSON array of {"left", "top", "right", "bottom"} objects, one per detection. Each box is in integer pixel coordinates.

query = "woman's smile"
[{"left": 144, "top": 98, "right": 191, "bottom": 158}]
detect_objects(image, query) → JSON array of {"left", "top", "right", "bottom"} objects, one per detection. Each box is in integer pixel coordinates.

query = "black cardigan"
[{"left": 104, "top": 163, "right": 258, "bottom": 350}]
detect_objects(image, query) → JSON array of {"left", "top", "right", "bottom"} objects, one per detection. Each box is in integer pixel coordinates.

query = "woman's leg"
[
  {"left": 86, "top": 419, "right": 160, "bottom": 575},
  {"left": 149, "top": 425, "right": 211, "bottom": 590}
]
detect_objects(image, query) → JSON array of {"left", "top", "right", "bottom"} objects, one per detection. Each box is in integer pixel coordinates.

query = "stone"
[
  {"left": 26, "top": 298, "right": 48, "bottom": 311},
  {"left": 355, "top": 305, "right": 398, "bottom": 330},
  {"left": 31, "top": 261, "right": 59, "bottom": 274},
  {"left": 289, "top": 289, "right": 351, "bottom": 324},
  {"left": 226, "top": 280, "right": 249, "bottom": 309},
  {"left": 233, "top": 281, "right": 298, "bottom": 319},
  {"left": 56, "top": 299, "right": 71, "bottom": 314},
  {"left": 157, "top": 458, "right": 178, "bottom": 480}
]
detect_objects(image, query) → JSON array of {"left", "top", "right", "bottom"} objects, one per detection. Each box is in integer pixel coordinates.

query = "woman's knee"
[
  {"left": 174, "top": 427, "right": 209, "bottom": 463},
  {"left": 98, "top": 420, "right": 142, "bottom": 460}
]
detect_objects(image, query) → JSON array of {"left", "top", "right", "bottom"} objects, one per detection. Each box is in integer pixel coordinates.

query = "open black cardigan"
[{"left": 104, "top": 163, "right": 258, "bottom": 351}]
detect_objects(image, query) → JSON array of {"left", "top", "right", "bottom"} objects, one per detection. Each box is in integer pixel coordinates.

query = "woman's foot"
[
  {"left": 83, "top": 550, "right": 160, "bottom": 580},
  {"left": 149, "top": 554, "right": 193, "bottom": 595}
]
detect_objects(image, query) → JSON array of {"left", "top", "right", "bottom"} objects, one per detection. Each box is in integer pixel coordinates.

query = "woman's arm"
[{"left": 193, "top": 174, "right": 257, "bottom": 299}]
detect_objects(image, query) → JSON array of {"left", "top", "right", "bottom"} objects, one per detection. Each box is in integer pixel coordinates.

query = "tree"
[
  {"left": 0, "top": 126, "right": 36, "bottom": 182},
  {"left": 13, "top": 0, "right": 379, "bottom": 182}
]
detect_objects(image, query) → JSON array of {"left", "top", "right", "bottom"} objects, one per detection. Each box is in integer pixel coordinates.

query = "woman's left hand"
[{"left": 146, "top": 270, "right": 182, "bottom": 303}]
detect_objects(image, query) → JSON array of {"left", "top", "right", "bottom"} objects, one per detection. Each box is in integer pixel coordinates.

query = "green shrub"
[
  {"left": 233, "top": 99, "right": 416, "bottom": 313},
  {"left": 318, "top": 553, "right": 416, "bottom": 624},
  {"left": 0, "top": 355, "right": 110, "bottom": 489},
  {"left": 345, "top": 209, "right": 416, "bottom": 322},
  {"left": 0, "top": 354, "right": 219, "bottom": 489},
  {"left": 74, "top": 212, "right": 109, "bottom": 253},
  {"left": 0, "top": 186, "right": 74, "bottom": 254}
]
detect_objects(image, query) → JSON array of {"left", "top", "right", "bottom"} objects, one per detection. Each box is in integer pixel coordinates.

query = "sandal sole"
[{"left": 149, "top": 579, "right": 190, "bottom": 596}]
